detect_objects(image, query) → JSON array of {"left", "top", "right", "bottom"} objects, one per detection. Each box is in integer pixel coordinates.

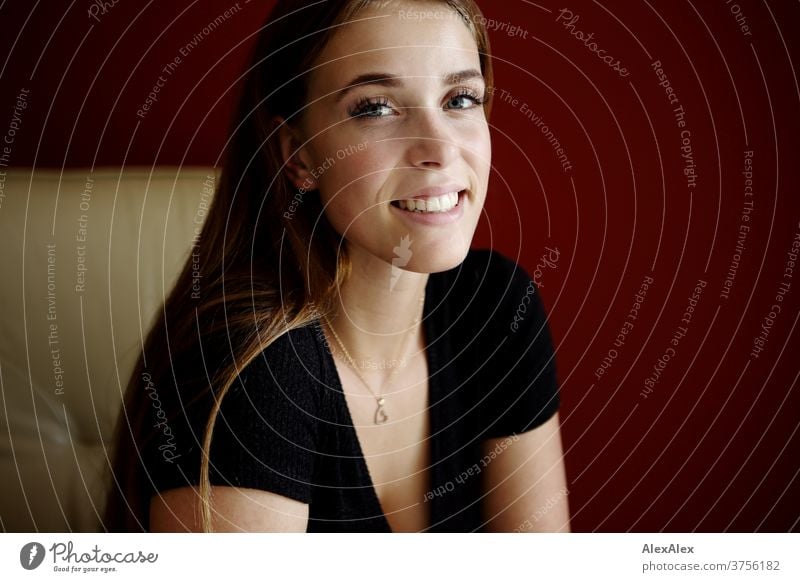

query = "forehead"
[{"left": 309, "top": 2, "right": 482, "bottom": 91}]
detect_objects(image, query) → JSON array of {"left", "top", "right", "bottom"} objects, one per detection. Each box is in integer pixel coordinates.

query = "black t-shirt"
[{"left": 144, "top": 248, "right": 560, "bottom": 532}]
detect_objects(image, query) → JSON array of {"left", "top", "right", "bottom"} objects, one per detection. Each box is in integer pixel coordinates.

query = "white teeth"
[{"left": 396, "top": 191, "right": 460, "bottom": 213}]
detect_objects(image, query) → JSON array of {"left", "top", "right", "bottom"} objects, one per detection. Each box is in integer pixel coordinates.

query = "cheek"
[
  {"left": 464, "top": 121, "right": 492, "bottom": 176},
  {"left": 317, "top": 143, "right": 395, "bottom": 208}
]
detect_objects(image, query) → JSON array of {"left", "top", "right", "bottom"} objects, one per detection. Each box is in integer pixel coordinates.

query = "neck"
[{"left": 323, "top": 243, "right": 428, "bottom": 379}]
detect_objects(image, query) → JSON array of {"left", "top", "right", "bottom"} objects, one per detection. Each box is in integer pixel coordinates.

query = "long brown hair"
[{"left": 104, "top": 0, "right": 494, "bottom": 533}]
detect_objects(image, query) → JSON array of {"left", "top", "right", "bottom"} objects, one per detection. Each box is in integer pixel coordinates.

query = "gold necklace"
[{"left": 322, "top": 292, "right": 425, "bottom": 425}]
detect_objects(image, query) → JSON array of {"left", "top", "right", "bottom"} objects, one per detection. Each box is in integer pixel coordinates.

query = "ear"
[{"left": 276, "top": 117, "right": 317, "bottom": 191}]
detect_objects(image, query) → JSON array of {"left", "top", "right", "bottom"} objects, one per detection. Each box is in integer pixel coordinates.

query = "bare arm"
[
  {"left": 149, "top": 486, "right": 310, "bottom": 532},
  {"left": 480, "top": 412, "right": 570, "bottom": 532}
]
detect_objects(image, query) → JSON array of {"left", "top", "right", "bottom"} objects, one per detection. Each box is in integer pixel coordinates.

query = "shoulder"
[
  {"left": 431, "top": 247, "right": 553, "bottom": 357},
  {"left": 452, "top": 247, "right": 544, "bottom": 318},
  {"left": 237, "top": 322, "right": 326, "bottom": 386},
  {"left": 143, "top": 319, "right": 327, "bottom": 500},
  {"left": 229, "top": 321, "right": 327, "bottom": 414},
  {"left": 456, "top": 250, "right": 561, "bottom": 438},
  {"left": 452, "top": 248, "right": 534, "bottom": 289}
]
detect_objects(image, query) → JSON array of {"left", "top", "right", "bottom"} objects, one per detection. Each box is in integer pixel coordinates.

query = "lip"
[
  {"left": 389, "top": 190, "right": 466, "bottom": 226},
  {"left": 392, "top": 184, "right": 468, "bottom": 201}
]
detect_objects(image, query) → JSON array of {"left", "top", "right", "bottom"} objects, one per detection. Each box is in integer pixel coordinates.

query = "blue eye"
[
  {"left": 348, "top": 90, "right": 485, "bottom": 120},
  {"left": 349, "top": 97, "right": 392, "bottom": 118},
  {"left": 446, "top": 90, "right": 484, "bottom": 110}
]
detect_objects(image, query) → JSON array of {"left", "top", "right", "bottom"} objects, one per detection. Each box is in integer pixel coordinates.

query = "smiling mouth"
[{"left": 390, "top": 190, "right": 466, "bottom": 213}]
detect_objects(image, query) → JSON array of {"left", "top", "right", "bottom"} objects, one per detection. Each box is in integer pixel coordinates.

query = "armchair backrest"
[{"left": 0, "top": 166, "right": 217, "bottom": 531}]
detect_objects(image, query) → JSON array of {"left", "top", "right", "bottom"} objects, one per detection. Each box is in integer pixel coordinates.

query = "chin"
[
  {"left": 412, "top": 228, "right": 476, "bottom": 272},
  {"left": 397, "top": 245, "right": 471, "bottom": 274}
]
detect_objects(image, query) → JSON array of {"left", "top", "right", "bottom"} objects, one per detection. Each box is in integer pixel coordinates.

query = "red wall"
[{"left": 2, "top": 0, "right": 798, "bottom": 532}]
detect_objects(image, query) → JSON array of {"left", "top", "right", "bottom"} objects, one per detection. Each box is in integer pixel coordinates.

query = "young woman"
[{"left": 105, "top": 0, "right": 570, "bottom": 533}]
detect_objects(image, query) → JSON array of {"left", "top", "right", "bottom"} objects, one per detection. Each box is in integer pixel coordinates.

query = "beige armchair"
[{"left": 0, "top": 167, "right": 216, "bottom": 532}]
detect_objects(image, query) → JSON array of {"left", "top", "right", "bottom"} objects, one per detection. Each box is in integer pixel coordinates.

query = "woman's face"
[{"left": 289, "top": 1, "right": 491, "bottom": 275}]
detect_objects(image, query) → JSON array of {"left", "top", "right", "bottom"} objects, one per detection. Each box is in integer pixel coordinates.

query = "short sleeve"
[
  {"left": 147, "top": 326, "right": 320, "bottom": 504},
  {"left": 477, "top": 250, "right": 561, "bottom": 439}
]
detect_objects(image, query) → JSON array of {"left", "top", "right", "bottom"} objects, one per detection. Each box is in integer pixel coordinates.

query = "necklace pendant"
[{"left": 374, "top": 397, "right": 388, "bottom": 424}]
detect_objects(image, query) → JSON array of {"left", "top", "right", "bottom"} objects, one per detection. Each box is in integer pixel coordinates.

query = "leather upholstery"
[{"left": 0, "top": 167, "right": 217, "bottom": 531}]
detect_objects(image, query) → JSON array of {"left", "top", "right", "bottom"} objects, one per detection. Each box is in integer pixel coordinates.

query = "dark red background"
[{"left": 2, "top": 0, "right": 798, "bottom": 532}]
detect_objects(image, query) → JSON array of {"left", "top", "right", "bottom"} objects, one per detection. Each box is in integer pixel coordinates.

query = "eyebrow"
[{"left": 334, "top": 68, "right": 484, "bottom": 102}]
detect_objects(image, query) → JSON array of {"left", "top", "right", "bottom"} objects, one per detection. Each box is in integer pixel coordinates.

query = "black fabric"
[{"left": 143, "top": 248, "right": 560, "bottom": 532}]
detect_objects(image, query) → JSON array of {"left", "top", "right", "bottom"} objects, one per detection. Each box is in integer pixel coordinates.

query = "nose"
[{"left": 404, "top": 107, "right": 460, "bottom": 169}]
